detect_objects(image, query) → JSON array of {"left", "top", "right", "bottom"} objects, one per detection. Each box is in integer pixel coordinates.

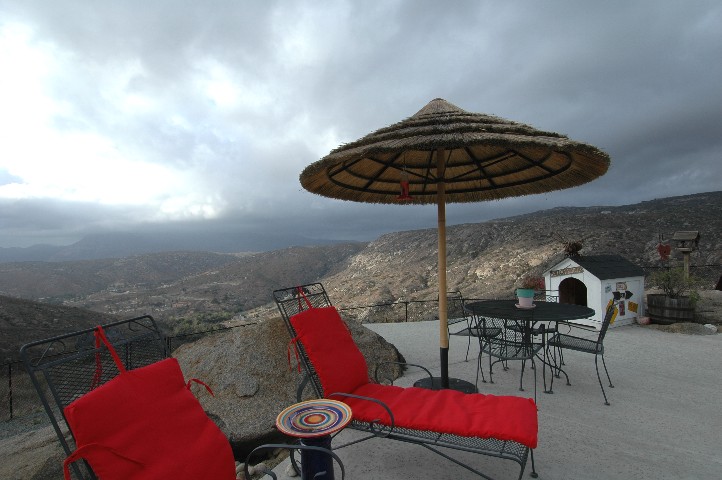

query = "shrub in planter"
[{"left": 647, "top": 268, "right": 701, "bottom": 324}]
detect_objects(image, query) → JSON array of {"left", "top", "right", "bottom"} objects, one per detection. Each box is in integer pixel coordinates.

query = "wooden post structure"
[
  {"left": 672, "top": 231, "right": 699, "bottom": 281},
  {"left": 436, "top": 148, "right": 449, "bottom": 389}
]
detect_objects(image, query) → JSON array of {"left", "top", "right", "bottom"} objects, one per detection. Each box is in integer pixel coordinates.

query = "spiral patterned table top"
[{"left": 276, "top": 399, "right": 352, "bottom": 438}]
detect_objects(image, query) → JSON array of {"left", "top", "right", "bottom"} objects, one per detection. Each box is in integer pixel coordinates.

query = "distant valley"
[
  {"left": 1, "top": 191, "right": 720, "bottom": 361},
  {"left": 0, "top": 229, "right": 343, "bottom": 263}
]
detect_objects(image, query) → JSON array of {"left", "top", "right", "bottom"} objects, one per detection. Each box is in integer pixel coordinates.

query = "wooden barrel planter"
[{"left": 647, "top": 294, "right": 695, "bottom": 324}]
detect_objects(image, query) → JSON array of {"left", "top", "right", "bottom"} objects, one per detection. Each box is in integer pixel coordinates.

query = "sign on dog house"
[{"left": 543, "top": 254, "right": 646, "bottom": 329}]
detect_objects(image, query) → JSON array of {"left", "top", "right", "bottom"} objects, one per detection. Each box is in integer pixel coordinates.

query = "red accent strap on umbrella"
[
  {"left": 397, "top": 179, "right": 412, "bottom": 201},
  {"left": 91, "top": 326, "right": 127, "bottom": 390},
  {"left": 186, "top": 378, "right": 214, "bottom": 397}
]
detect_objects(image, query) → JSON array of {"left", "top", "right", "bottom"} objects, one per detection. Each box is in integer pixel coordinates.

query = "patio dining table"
[{"left": 464, "top": 300, "right": 595, "bottom": 393}]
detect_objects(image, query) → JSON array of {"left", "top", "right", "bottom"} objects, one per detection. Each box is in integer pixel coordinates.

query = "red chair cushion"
[
  {"left": 290, "top": 306, "right": 370, "bottom": 396},
  {"left": 345, "top": 383, "right": 538, "bottom": 449},
  {"left": 64, "top": 358, "right": 236, "bottom": 480},
  {"left": 290, "top": 306, "right": 538, "bottom": 449}
]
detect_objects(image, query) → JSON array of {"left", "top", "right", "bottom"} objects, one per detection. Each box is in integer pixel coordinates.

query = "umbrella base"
[{"left": 413, "top": 377, "right": 478, "bottom": 394}]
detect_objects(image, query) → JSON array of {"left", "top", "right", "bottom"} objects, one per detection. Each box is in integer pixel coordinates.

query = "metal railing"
[
  {"left": 3, "top": 262, "right": 719, "bottom": 422},
  {"left": 0, "top": 322, "right": 258, "bottom": 423},
  {"left": 643, "top": 264, "right": 720, "bottom": 288},
  {"left": 0, "top": 291, "right": 568, "bottom": 422},
  {"left": 2, "top": 295, "right": 452, "bottom": 422}
]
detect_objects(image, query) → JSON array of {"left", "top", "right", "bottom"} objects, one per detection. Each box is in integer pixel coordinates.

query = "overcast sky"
[{"left": 1, "top": 1, "right": 720, "bottom": 249}]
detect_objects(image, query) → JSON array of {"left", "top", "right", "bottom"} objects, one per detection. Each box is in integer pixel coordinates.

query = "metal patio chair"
[
  {"left": 547, "top": 302, "right": 618, "bottom": 405},
  {"left": 273, "top": 283, "right": 539, "bottom": 480},
  {"left": 447, "top": 291, "right": 498, "bottom": 362},
  {"left": 20, "top": 315, "right": 342, "bottom": 479},
  {"left": 20, "top": 316, "right": 169, "bottom": 480},
  {"left": 475, "top": 314, "right": 544, "bottom": 404},
  {"left": 464, "top": 312, "right": 505, "bottom": 385}
]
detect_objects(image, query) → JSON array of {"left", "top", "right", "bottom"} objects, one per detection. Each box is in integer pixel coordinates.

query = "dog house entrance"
[{"left": 559, "top": 277, "right": 587, "bottom": 306}]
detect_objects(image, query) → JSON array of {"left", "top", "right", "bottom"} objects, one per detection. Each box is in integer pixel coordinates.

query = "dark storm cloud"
[{"left": 0, "top": 1, "right": 720, "bottom": 249}]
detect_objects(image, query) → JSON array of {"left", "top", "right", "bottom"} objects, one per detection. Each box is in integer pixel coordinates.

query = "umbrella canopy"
[{"left": 301, "top": 98, "right": 610, "bottom": 389}]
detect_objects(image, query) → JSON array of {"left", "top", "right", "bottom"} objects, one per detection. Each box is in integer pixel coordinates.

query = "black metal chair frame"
[
  {"left": 447, "top": 291, "right": 484, "bottom": 362},
  {"left": 273, "top": 283, "right": 537, "bottom": 480},
  {"left": 20, "top": 315, "right": 342, "bottom": 480},
  {"left": 458, "top": 312, "right": 502, "bottom": 385},
  {"left": 20, "top": 316, "right": 169, "bottom": 480},
  {"left": 473, "top": 315, "right": 544, "bottom": 404},
  {"left": 547, "top": 303, "right": 617, "bottom": 405},
  {"left": 245, "top": 444, "right": 346, "bottom": 480}
]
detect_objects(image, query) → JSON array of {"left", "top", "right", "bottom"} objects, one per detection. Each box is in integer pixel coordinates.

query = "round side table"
[{"left": 276, "top": 399, "right": 352, "bottom": 480}]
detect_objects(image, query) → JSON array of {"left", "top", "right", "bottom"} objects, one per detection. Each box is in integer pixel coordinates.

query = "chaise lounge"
[
  {"left": 273, "top": 283, "right": 539, "bottom": 479},
  {"left": 20, "top": 315, "right": 344, "bottom": 480}
]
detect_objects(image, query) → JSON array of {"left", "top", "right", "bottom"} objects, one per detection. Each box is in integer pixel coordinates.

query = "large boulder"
[
  {"left": 173, "top": 315, "right": 404, "bottom": 458},
  {"left": 694, "top": 290, "right": 722, "bottom": 324}
]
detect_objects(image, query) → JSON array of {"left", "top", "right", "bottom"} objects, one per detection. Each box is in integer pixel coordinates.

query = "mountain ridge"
[
  {"left": 1, "top": 191, "right": 720, "bottom": 361},
  {"left": 0, "top": 231, "right": 350, "bottom": 263}
]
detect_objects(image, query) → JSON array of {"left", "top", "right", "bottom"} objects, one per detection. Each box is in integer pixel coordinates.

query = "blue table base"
[{"left": 300, "top": 435, "right": 335, "bottom": 480}]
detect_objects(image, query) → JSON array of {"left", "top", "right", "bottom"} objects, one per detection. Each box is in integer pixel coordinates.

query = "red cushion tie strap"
[
  {"left": 64, "top": 443, "right": 145, "bottom": 480},
  {"left": 287, "top": 337, "right": 302, "bottom": 373},
  {"left": 296, "top": 286, "right": 313, "bottom": 311},
  {"left": 186, "top": 378, "right": 215, "bottom": 397},
  {"left": 91, "top": 338, "right": 103, "bottom": 391},
  {"left": 91, "top": 326, "right": 127, "bottom": 390}
]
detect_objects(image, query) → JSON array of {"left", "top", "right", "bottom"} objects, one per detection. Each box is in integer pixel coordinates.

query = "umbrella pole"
[
  {"left": 413, "top": 150, "right": 476, "bottom": 393},
  {"left": 437, "top": 149, "right": 450, "bottom": 390},
  {"left": 431, "top": 149, "right": 476, "bottom": 393},
  {"left": 417, "top": 149, "right": 477, "bottom": 392}
]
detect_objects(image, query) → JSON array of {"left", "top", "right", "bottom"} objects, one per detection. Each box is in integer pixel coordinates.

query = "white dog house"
[{"left": 543, "top": 254, "right": 646, "bottom": 329}]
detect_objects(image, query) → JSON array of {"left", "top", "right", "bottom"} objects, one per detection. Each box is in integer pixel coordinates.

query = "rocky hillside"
[
  {"left": 0, "top": 296, "right": 118, "bottom": 362},
  {"left": 0, "top": 192, "right": 720, "bottom": 357},
  {"left": 0, "top": 251, "right": 243, "bottom": 300},
  {"left": 323, "top": 192, "right": 722, "bottom": 312},
  {"left": 0, "top": 244, "right": 366, "bottom": 316},
  {"left": 0, "top": 244, "right": 366, "bottom": 359}
]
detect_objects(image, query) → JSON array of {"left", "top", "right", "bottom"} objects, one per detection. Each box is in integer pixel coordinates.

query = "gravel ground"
[
  {"left": 0, "top": 411, "right": 52, "bottom": 440},
  {"left": 2, "top": 289, "right": 719, "bottom": 478}
]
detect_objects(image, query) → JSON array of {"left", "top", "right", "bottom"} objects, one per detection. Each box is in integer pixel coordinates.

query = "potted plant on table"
[{"left": 516, "top": 275, "right": 545, "bottom": 308}]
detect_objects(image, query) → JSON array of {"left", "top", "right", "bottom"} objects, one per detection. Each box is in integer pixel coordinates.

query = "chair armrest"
[
  {"left": 244, "top": 443, "right": 345, "bottom": 480},
  {"left": 373, "top": 361, "right": 434, "bottom": 388},
  {"left": 295, "top": 374, "right": 312, "bottom": 402},
  {"left": 557, "top": 320, "right": 597, "bottom": 333},
  {"left": 327, "top": 392, "right": 396, "bottom": 437}
]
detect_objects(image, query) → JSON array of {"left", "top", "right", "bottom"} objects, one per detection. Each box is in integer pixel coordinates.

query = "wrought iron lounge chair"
[
  {"left": 274, "top": 283, "right": 539, "bottom": 480},
  {"left": 547, "top": 302, "right": 618, "bottom": 405},
  {"left": 20, "top": 315, "right": 342, "bottom": 480},
  {"left": 20, "top": 316, "right": 173, "bottom": 479}
]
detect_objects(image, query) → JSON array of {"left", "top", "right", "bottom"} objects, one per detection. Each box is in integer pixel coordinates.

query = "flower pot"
[{"left": 516, "top": 288, "right": 535, "bottom": 308}]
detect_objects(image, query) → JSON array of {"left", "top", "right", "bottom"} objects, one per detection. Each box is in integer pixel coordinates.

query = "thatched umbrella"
[{"left": 301, "top": 98, "right": 610, "bottom": 391}]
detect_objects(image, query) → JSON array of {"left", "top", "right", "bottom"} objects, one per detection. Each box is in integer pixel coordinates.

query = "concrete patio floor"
[{"left": 272, "top": 320, "right": 722, "bottom": 480}]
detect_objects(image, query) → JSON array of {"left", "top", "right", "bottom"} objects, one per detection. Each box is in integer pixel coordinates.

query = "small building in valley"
[{"left": 543, "top": 254, "right": 646, "bottom": 329}]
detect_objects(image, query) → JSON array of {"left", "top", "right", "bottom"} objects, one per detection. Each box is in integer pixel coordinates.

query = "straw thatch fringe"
[{"left": 301, "top": 98, "right": 610, "bottom": 205}]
